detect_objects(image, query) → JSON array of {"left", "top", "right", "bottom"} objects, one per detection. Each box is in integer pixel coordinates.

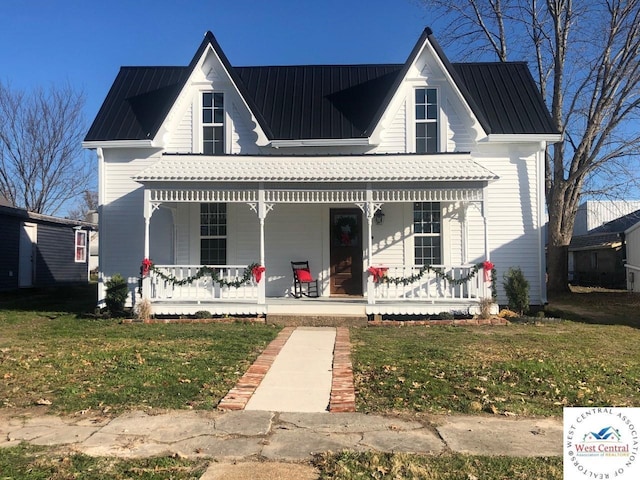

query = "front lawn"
[
  {"left": 315, "top": 451, "right": 562, "bottom": 480},
  {"left": 352, "top": 322, "right": 640, "bottom": 417},
  {"left": 0, "top": 285, "right": 280, "bottom": 414},
  {"left": 0, "top": 444, "right": 208, "bottom": 479}
]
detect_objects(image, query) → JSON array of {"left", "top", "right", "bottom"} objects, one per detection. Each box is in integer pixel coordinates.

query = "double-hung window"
[
  {"left": 415, "top": 88, "right": 438, "bottom": 154},
  {"left": 414, "top": 202, "right": 441, "bottom": 265},
  {"left": 74, "top": 229, "right": 87, "bottom": 263},
  {"left": 200, "top": 203, "right": 227, "bottom": 265},
  {"left": 202, "top": 92, "right": 224, "bottom": 155}
]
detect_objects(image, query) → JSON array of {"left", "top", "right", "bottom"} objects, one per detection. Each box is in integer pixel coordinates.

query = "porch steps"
[{"left": 266, "top": 314, "right": 368, "bottom": 327}]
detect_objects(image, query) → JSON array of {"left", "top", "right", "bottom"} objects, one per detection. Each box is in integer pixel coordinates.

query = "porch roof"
[{"left": 133, "top": 153, "right": 499, "bottom": 183}]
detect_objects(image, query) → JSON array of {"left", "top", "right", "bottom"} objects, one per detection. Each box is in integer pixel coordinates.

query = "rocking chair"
[{"left": 291, "top": 261, "right": 319, "bottom": 298}]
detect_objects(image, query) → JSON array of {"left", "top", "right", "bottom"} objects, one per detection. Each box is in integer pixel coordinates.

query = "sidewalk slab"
[
  {"left": 278, "top": 411, "right": 423, "bottom": 433},
  {"left": 262, "top": 429, "right": 362, "bottom": 461},
  {"left": 200, "top": 461, "right": 319, "bottom": 480},
  {"left": 436, "top": 415, "right": 563, "bottom": 457}
]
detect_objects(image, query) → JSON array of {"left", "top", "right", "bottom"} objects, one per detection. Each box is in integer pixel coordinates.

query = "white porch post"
[
  {"left": 142, "top": 189, "right": 152, "bottom": 299},
  {"left": 482, "top": 187, "right": 491, "bottom": 299},
  {"left": 361, "top": 185, "right": 380, "bottom": 305},
  {"left": 256, "top": 185, "right": 270, "bottom": 304}
]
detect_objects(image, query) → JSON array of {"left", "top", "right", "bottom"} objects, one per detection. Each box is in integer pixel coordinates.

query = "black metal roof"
[{"left": 84, "top": 29, "right": 558, "bottom": 142}]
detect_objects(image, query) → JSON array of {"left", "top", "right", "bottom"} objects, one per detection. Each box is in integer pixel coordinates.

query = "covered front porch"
[{"left": 135, "top": 154, "right": 497, "bottom": 317}]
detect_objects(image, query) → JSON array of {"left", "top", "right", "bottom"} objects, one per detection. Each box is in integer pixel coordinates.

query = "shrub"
[
  {"left": 502, "top": 267, "right": 530, "bottom": 315},
  {"left": 105, "top": 274, "right": 129, "bottom": 316},
  {"left": 194, "top": 310, "right": 212, "bottom": 319}
]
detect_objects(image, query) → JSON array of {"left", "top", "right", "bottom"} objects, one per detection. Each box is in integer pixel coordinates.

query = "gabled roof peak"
[{"left": 84, "top": 27, "right": 558, "bottom": 143}]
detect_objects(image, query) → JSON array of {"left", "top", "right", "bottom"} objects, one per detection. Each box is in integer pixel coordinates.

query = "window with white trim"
[
  {"left": 413, "top": 202, "right": 441, "bottom": 265},
  {"left": 415, "top": 88, "right": 438, "bottom": 153},
  {"left": 202, "top": 92, "right": 224, "bottom": 155},
  {"left": 200, "top": 203, "right": 227, "bottom": 265},
  {"left": 74, "top": 229, "right": 87, "bottom": 263}
]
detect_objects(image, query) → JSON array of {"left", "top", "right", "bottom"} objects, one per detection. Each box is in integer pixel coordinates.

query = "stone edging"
[
  {"left": 329, "top": 327, "right": 356, "bottom": 413},
  {"left": 217, "top": 326, "right": 295, "bottom": 411}
]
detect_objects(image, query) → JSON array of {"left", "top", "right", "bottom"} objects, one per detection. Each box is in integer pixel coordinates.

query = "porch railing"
[
  {"left": 148, "top": 265, "right": 260, "bottom": 302},
  {"left": 367, "top": 264, "right": 490, "bottom": 304}
]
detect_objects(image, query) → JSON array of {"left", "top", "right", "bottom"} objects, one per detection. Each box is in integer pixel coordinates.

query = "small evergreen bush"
[
  {"left": 502, "top": 267, "right": 529, "bottom": 315},
  {"left": 105, "top": 273, "right": 129, "bottom": 316}
]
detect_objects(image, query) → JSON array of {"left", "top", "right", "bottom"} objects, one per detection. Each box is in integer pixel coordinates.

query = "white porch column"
[
  {"left": 359, "top": 185, "right": 382, "bottom": 305},
  {"left": 254, "top": 185, "right": 272, "bottom": 305},
  {"left": 482, "top": 187, "right": 491, "bottom": 299},
  {"left": 142, "top": 189, "right": 152, "bottom": 299}
]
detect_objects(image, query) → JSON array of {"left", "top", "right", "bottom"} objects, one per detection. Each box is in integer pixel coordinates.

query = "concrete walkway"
[
  {"left": 0, "top": 409, "right": 563, "bottom": 469},
  {"left": 245, "top": 327, "right": 336, "bottom": 412}
]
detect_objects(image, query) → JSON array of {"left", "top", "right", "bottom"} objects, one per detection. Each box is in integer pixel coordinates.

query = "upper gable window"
[
  {"left": 415, "top": 88, "right": 438, "bottom": 154},
  {"left": 202, "top": 92, "right": 224, "bottom": 155}
]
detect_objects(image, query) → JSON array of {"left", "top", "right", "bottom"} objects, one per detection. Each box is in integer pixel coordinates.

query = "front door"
[{"left": 330, "top": 209, "right": 363, "bottom": 295}]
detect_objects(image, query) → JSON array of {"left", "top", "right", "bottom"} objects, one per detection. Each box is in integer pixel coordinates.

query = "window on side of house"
[
  {"left": 415, "top": 88, "right": 438, "bottom": 154},
  {"left": 74, "top": 229, "right": 87, "bottom": 263},
  {"left": 200, "top": 203, "right": 227, "bottom": 265},
  {"left": 202, "top": 92, "right": 224, "bottom": 155},
  {"left": 414, "top": 202, "right": 442, "bottom": 265}
]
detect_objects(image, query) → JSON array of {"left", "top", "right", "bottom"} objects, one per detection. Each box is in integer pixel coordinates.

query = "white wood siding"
[
  {"left": 475, "top": 143, "right": 543, "bottom": 304},
  {"left": 165, "top": 102, "right": 193, "bottom": 153},
  {"left": 376, "top": 100, "right": 407, "bottom": 153},
  {"left": 100, "top": 149, "right": 161, "bottom": 302},
  {"left": 446, "top": 97, "right": 475, "bottom": 152}
]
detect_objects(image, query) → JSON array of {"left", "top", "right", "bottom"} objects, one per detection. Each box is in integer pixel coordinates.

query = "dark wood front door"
[{"left": 330, "top": 208, "right": 363, "bottom": 296}]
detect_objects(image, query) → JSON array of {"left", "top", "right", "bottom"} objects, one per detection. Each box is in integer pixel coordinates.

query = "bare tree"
[
  {"left": 421, "top": 0, "right": 640, "bottom": 293},
  {"left": 66, "top": 190, "right": 98, "bottom": 221},
  {"left": 0, "top": 82, "right": 91, "bottom": 216}
]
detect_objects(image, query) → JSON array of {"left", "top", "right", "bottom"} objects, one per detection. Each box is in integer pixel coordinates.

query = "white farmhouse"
[{"left": 83, "top": 28, "right": 560, "bottom": 317}]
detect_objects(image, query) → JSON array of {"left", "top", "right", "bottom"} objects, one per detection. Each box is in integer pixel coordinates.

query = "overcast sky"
[{"left": 1, "top": 0, "right": 436, "bottom": 122}]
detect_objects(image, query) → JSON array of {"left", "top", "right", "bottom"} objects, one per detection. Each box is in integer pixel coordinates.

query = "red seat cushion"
[{"left": 296, "top": 268, "right": 313, "bottom": 282}]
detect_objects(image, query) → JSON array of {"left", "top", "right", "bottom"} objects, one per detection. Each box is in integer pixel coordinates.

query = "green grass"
[
  {"left": 314, "top": 451, "right": 562, "bottom": 479},
  {"left": 0, "top": 285, "right": 280, "bottom": 413},
  {"left": 0, "top": 444, "right": 208, "bottom": 479},
  {"left": 351, "top": 322, "right": 640, "bottom": 416}
]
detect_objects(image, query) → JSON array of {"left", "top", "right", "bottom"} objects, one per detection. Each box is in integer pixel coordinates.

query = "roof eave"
[
  {"left": 484, "top": 133, "right": 563, "bottom": 144},
  {"left": 270, "top": 138, "right": 372, "bottom": 148},
  {"left": 82, "top": 140, "right": 159, "bottom": 149}
]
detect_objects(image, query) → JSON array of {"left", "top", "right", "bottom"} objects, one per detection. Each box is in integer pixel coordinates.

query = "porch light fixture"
[{"left": 374, "top": 208, "right": 385, "bottom": 225}]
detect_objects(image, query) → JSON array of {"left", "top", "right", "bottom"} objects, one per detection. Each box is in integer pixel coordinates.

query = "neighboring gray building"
[
  {"left": 0, "top": 205, "right": 97, "bottom": 291},
  {"left": 569, "top": 208, "right": 640, "bottom": 289},
  {"left": 573, "top": 200, "right": 640, "bottom": 236}
]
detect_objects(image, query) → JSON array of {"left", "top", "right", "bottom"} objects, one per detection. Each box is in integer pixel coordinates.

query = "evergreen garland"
[
  {"left": 149, "top": 262, "right": 261, "bottom": 289},
  {"left": 373, "top": 262, "right": 497, "bottom": 300}
]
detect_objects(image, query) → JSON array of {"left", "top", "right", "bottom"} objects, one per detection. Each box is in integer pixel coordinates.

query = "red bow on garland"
[
  {"left": 141, "top": 258, "right": 153, "bottom": 277},
  {"left": 367, "top": 266, "right": 389, "bottom": 283},
  {"left": 482, "top": 260, "right": 494, "bottom": 282},
  {"left": 251, "top": 265, "right": 266, "bottom": 283}
]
